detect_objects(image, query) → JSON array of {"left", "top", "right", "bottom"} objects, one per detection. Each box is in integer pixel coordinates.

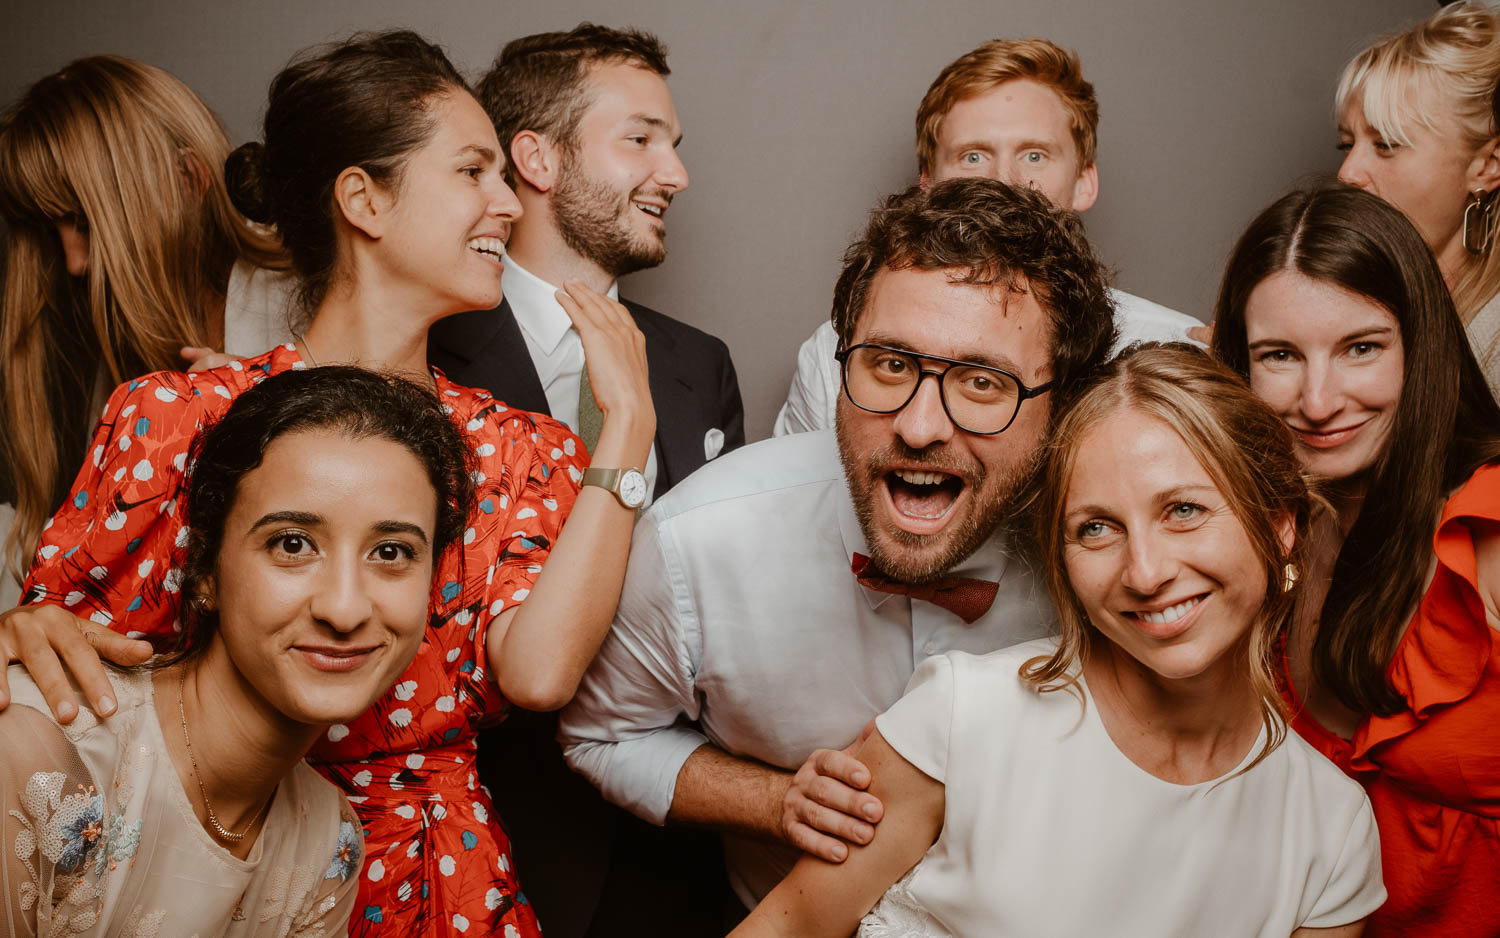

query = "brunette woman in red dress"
[
  {"left": 0, "top": 31, "right": 655, "bottom": 938},
  {"left": 1213, "top": 184, "right": 1500, "bottom": 938}
]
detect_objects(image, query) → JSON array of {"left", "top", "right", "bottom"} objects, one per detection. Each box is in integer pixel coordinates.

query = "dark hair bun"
[{"left": 225, "top": 141, "right": 274, "bottom": 225}]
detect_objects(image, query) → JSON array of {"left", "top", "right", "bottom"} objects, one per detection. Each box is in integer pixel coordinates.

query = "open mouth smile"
[
  {"left": 880, "top": 467, "right": 967, "bottom": 533},
  {"left": 1123, "top": 593, "right": 1207, "bottom": 639},
  {"left": 467, "top": 237, "right": 506, "bottom": 265}
]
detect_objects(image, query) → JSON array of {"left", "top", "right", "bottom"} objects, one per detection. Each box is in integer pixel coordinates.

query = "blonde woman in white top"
[
  {"left": 733, "top": 347, "right": 1383, "bottom": 938},
  {"left": 1335, "top": 1, "right": 1500, "bottom": 391}
]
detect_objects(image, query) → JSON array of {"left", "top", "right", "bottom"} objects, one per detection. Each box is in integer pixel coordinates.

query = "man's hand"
[
  {"left": 0, "top": 604, "right": 152, "bottom": 721},
  {"left": 780, "top": 720, "right": 885, "bottom": 862}
]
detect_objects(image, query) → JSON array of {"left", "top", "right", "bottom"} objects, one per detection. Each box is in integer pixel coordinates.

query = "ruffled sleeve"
[
  {"left": 1349, "top": 463, "right": 1500, "bottom": 769},
  {"left": 20, "top": 369, "right": 232, "bottom": 644}
]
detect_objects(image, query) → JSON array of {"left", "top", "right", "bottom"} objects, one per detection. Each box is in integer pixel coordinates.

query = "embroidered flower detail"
[
  {"left": 55, "top": 791, "right": 104, "bottom": 874},
  {"left": 94, "top": 814, "right": 143, "bottom": 875},
  {"left": 326, "top": 820, "right": 362, "bottom": 881}
]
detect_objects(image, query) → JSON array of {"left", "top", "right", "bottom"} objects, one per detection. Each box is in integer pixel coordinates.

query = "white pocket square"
[{"left": 704, "top": 428, "right": 725, "bottom": 461}]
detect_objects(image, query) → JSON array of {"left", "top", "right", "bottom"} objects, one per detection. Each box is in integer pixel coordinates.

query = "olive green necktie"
[{"left": 577, "top": 365, "right": 603, "bottom": 456}]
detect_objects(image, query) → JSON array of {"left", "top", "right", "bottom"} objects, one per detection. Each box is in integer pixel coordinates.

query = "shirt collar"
[
  {"left": 503, "top": 255, "right": 619, "bottom": 356},
  {"left": 836, "top": 468, "right": 1012, "bottom": 612}
]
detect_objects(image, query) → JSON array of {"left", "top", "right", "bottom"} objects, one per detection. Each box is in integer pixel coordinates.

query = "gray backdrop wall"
[{"left": 4, "top": 0, "right": 1434, "bottom": 439}]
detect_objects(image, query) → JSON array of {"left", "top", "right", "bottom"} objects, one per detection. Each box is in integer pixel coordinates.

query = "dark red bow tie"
[{"left": 851, "top": 552, "right": 999, "bottom": 624}]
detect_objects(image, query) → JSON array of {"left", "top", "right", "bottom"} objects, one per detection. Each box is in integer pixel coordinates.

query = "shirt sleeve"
[
  {"left": 772, "top": 323, "right": 839, "bottom": 437},
  {"left": 1299, "top": 792, "right": 1386, "bottom": 929},
  {"left": 873, "top": 653, "right": 956, "bottom": 784},
  {"left": 557, "top": 507, "right": 708, "bottom": 825},
  {"left": 21, "top": 371, "right": 209, "bottom": 643}
]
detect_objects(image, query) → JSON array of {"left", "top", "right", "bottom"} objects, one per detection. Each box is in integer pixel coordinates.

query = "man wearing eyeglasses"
[{"left": 559, "top": 177, "right": 1117, "bottom": 919}]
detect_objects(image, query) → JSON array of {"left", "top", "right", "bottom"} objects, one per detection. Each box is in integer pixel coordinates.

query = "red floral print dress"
[{"left": 20, "top": 343, "right": 586, "bottom": 937}]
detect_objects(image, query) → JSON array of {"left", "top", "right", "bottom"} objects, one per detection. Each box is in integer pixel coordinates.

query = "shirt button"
[{"left": 922, "top": 641, "right": 937, "bottom": 655}]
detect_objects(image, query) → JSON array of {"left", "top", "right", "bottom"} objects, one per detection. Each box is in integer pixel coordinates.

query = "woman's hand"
[
  {"left": 0, "top": 604, "right": 152, "bottom": 721},
  {"left": 180, "top": 346, "right": 240, "bottom": 372},
  {"left": 555, "top": 282, "right": 655, "bottom": 463}
]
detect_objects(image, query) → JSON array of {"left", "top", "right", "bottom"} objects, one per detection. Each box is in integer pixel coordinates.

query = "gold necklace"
[{"left": 177, "top": 670, "right": 271, "bottom": 842}]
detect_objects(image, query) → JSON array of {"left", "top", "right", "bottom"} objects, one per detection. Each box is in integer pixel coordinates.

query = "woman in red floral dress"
[{"left": 0, "top": 31, "right": 655, "bottom": 938}]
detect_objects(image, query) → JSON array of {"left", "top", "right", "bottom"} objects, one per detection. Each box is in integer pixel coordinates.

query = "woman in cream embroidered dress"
[{"left": 0, "top": 365, "right": 475, "bottom": 936}]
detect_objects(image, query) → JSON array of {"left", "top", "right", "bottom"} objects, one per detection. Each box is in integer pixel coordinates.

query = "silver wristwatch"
[{"left": 582, "top": 467, "right": 648, "bottom": 509}]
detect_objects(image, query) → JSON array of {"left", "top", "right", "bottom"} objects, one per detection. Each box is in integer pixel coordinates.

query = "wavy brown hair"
[
  {"left": 0, "top": 55, "right": 283, "bottom": 586},
  {"left": 1023, "top": 345, "right": 1318, "bottom": 771}
]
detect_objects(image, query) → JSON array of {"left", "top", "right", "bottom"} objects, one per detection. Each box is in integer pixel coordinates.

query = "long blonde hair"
[
  {"left": 1022, "top": 346, "right": 1318, "bottom": 772},
  {"left": 0, "top": 56, "right": 283, "bottom": 584},
  {"left": 1335, "top": 0, "right": 1500, "bottom": 322}
]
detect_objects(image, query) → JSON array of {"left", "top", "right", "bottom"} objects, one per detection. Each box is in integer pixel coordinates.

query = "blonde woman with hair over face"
[
  {"left": 1335, "top": 1, "right": 1500, "bottom": 390},
  {"left": 0, "top": 56, "right": 293, "bottom": 597},
  {"left": 733, "top": 346, "right": 1383, "bottom": 938}
]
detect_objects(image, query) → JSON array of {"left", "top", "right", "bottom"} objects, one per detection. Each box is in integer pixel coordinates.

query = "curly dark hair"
[
  {"left": 158, "top": 366, "right": 475, "bottom": 666},
  {"left": 830, "top": 178, "right": 1117, "bottom": 417},
  {"left": 476, "top": 23, "right": 669, "bottom": 186}
]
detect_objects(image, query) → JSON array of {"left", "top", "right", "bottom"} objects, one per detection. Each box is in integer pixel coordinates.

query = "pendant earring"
[
  {"left": 1463, "top": 189, "right": 1496, "bottom": 256},
  {"left": 1282, "top": 563, "right": 1299, "bottom": 594}
]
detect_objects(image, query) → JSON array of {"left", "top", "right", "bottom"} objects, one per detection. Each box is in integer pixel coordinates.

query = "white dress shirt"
[
  {"left": 772, "top": 288, "right": 1204, "bottom": 436},
  {"left": 504, "top": 256, "right": 661, "bottom": 501},
  {"left": 558, "top": 430, "right": 1057, "bottom": 908}
]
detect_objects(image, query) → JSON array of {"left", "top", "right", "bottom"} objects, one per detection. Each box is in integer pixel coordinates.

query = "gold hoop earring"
[
  {"left": 1281, "top": 563, "right": 1300, "bottom": 594},
  {"left": 1463, "top": 189, "right": 1496, "bottom": 256}
]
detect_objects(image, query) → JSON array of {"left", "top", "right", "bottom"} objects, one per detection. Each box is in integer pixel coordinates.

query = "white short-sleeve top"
[{"left": 862, "top": 639, "right": 1385, "bottom": 938}]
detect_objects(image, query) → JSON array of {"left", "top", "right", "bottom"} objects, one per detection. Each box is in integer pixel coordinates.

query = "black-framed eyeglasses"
[{"left": 835, "top": 343, "right": 1052, "bottom": 435}]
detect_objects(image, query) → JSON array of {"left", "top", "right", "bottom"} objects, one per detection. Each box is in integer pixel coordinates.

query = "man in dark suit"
[{"left": 428, "top": 24, "right": 742, "bottom": 938}]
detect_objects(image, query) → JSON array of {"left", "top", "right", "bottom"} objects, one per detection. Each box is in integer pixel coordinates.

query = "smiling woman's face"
[
  {"left": 1243, "top": 269, "right": 1404, "bottom": 485},
  {"left": 1062, "top": 407, "right": 1268, "bottom": 687},
  {"left": 208, "top": 428, "right": 437, "bottom": 726}
]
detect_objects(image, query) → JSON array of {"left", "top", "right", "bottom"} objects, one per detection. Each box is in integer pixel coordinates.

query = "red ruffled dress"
[
  {"left": 20, "top": 343, "right": 586, "bottom": 937},
  {"left": 1286, "top": 464, "right": 1500, "bottom": 938}
]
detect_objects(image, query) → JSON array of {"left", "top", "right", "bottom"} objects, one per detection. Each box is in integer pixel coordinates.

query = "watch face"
[{"left": 619, "top": 469, "right": 648, "bottom": 508}]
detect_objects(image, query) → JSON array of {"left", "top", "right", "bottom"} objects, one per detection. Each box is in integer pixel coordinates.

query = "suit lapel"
[
  {"left": 428, "top": 299, "right": 552, "bottom": 416},
  {"left": 626, "top": 300, "right": 696, "bottom": 492}
]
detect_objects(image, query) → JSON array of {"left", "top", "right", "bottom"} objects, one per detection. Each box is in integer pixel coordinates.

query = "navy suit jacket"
[
  {"left": 428, "top": 297, "right": 744, "bottom": 493},
  {"left": 428, "top": 297, "right": 743, "bottom": 937}
]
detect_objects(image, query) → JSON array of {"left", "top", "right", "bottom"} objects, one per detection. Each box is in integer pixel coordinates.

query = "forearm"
[
  {"left": 489, "top": 409, "right": 654, "bottom": 711},
  {"left": 668, "top": 743, "right": 792, "bottom": 841}
]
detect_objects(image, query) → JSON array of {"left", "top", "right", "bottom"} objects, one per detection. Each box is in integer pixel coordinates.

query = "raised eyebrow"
[
  {"left": 373, "top": 520, "right": 430, "bottom": 545},
  {"left": 627, "top": 114, "right": 682, "bottom": 145},
  {"left": 250, "top": 510, "right": 324, "bottom": 532},
  {"left": 1156, "top": 484, "right": 1218, "bottom": 504},
  {"left": 1339, "top": 325, "right": 1395, "bottom": 344},
  {"left": 454, "top": 144, "right": 498, "bottom": 162},
  {"left": 860, "top": 334, "right": 1021, "bottom": 374}
]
